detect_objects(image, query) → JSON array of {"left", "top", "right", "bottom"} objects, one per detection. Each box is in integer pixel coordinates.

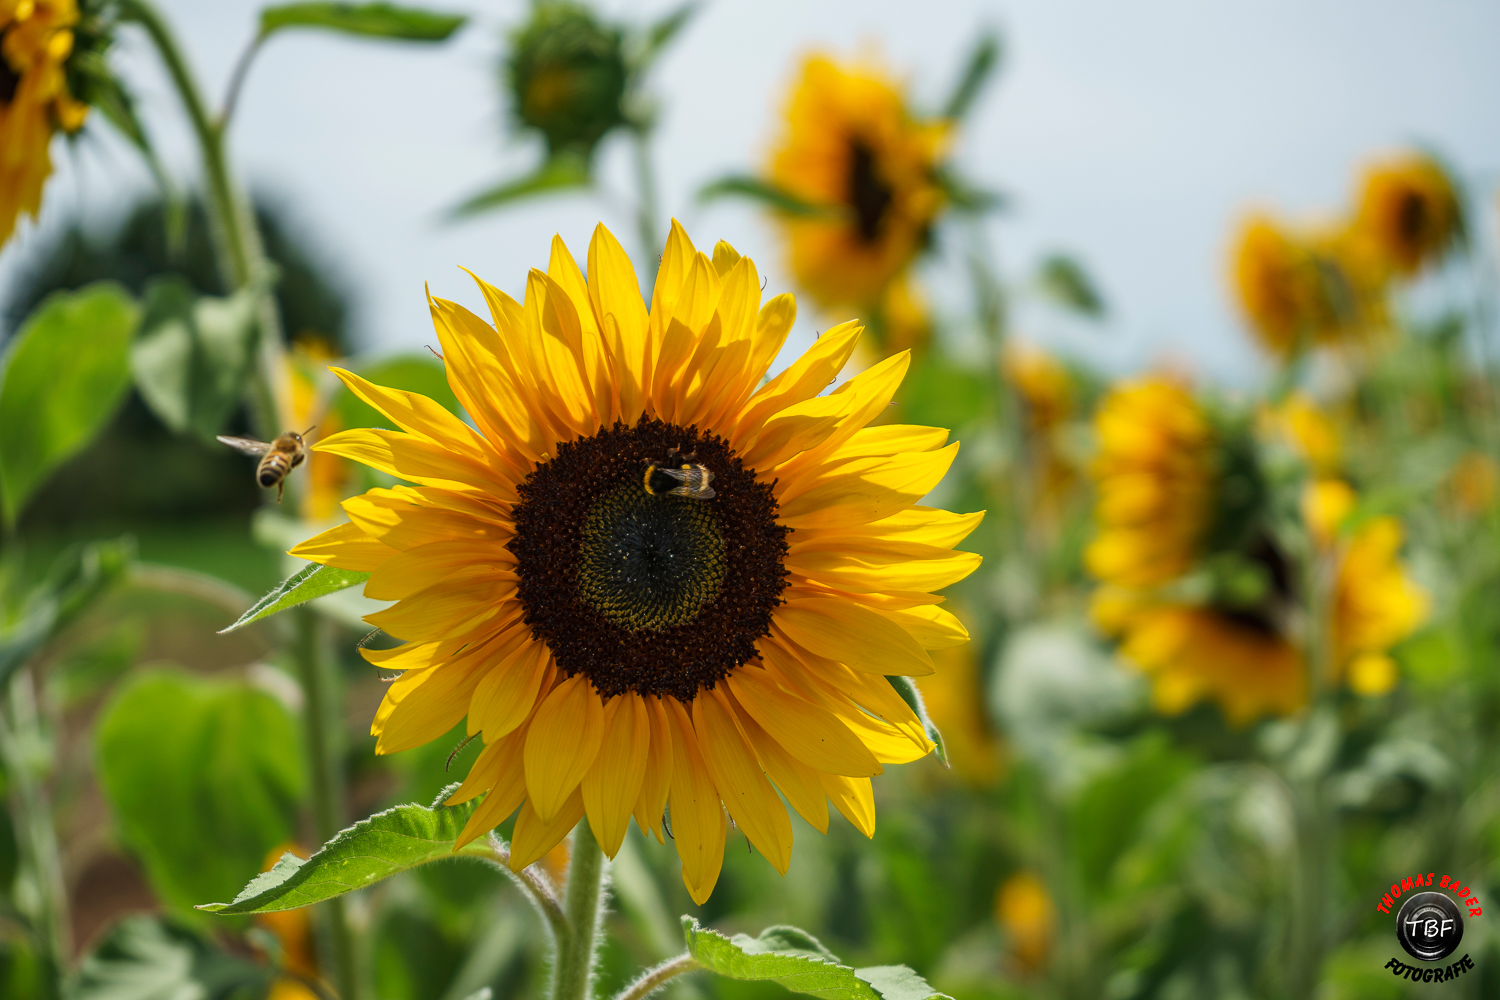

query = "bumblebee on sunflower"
[
  {"left": 291, "top": 221, "right": 983, "bottom": 902},
  {"left": 1086, "top": 377, "right": 1425, "bottom": 723}
]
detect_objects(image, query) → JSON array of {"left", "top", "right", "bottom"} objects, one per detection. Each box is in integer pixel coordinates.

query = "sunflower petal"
[
  {"left": 738, "top": 319, "right": 862, "bottom": 429},
  {"left": 632, "top": 696, "right": 674, "bottom": 843},
  {"left": 452, "top": 729, "right": 530, "bottom": 850},
  {"left": 775, "top": 597, "right": 935, "bottom": 676},
  {"left": 523, "top": 675, "right": 607, "bottom": 822},
  {"left": 288, "top": 521, "right": 394, "bottom": 572},
  {"left": 778, "top": 444, "right": 960, "bottom": 529},
  {"left": 510, "top": 788, "right": 586, "bottom": 871},
  {"left": 665, "top": 698, "right": 726, "bottom": 905},
  {"left": 468, "top": 636, "right": 551, "bottom": 741},
  {"left": 694, "top": 689, "right": 793, "bottom": 875},
  {"left": 581, "top": 694, "right": 651, "bottom": 858},
  {"left": 733, "top": 705, "right": 829, "bottom": 832},
  {"left": 877, "top": 604, "right": 971, "bottom": 649},
  {"left": 820, "top": 773, "right": 875, "bottom": 838},
  {"left": 727, "top": 666, "right": 880, "bottom": 777}
]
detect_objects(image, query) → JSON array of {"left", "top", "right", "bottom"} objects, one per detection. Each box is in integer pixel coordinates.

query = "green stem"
[
  {"left": 119, "top": 0, "right": 287, "bottom": 439},
  {"left": 293, "top": 607, "right": 358, "bottom": 1000},
  {"left": 631, "top": 127, "right": 662, "bottom": 292},
  {"left": 610, "top": 954, "right": 701, "bottom": 1000},
  {"left": 0, "top": 672, "right": 70, "bottom": 981},
  {"left": 467, "top": 834, "right": 570, "bottom": 945},
  {"left": 553, "top": 822, "right": 608, "bottom": 1000}
]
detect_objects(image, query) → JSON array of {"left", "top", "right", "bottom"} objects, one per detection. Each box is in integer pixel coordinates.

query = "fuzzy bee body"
[
  {"left": 643, "top": 461, "right": 716, "bottom": 500},
  {"left": 217, "top": 428, "right": 313, "bottom": 502}
]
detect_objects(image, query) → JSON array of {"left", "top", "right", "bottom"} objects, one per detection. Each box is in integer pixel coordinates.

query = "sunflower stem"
[
  {"left": 610, "top": 954, "right": 701, "bottom": 1000},
  {"left": 631, "top": 126, "right": 662, "bottom": 291},
  {"left": 473, "top": 833, "right": 570, "bottom": 945},
  {"left": 553, "top": 822, "right": 609, "bottom": 1000},
  {"left": 293, "top": 606, "right": 360, "bottom": 1000}
]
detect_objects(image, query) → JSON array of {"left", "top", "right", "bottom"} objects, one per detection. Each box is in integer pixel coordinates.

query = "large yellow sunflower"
[
  {"left": 769, "top": 53, "right": 949, "bottom": 330},
  {"left": 0, "top": 0, "right": 87, "bottom": 247},
  {"left": 1085, "top": 377, "right": 1216, "bottom": 589},
  {"left": 1092, "top": 588, "right": 1305, "bottom": 725},
  {"left": 1352, "top": 153, "right": 1461, "bottom": 277},
  {"left": 290, "top": 222, "right": 982, "bottom": 902}
]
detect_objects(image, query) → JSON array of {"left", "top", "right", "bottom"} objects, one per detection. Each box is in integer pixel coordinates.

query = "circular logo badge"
[{"left": 1396, "top": 892, "right": 1464, "bottom": 962}]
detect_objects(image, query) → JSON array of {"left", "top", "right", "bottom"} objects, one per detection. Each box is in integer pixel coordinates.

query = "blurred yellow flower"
[
  {"left": 917, "top": 639, "right": 1001, "bottom": 788},
  {"left": 256, "top": 845, "right": 322, "bottom": 998},
  {"left": 1096, "top": 592, "right": 1305, "bottom": 725},
  {"left": 291, "top": 221, "right": 981, "bottom": 903},
  {"left": 1301, "top": 477, "right": 1356, "bottom": 548},
  {"left": 1085, "top": 378, "right": 1215, "bottom": 588},
  {"left": 1230, "top": 214, "right": 1386, "bottom": 357},
  {"left": 0, "top": 0, "right": 89, "bottom": 247},
  {"left": 1332, "top": 517, "right": 1427, "bottom": 696},
  {"left": 1266, "top": 393, "right": 1342, "bottom": 474},
  {"left": 1446, "top": 450, "right": 1499, "bottom": 516},
  {"left": 770, "top": 53, "right": 949, "bottom": 340},
  {"left": 287, "top": 339, "right": 351, "bottom": 522},
  {"left": 1005, "top": 341, "right": 1074, "bottom": 432},
  {"left": 995, "top": 870, "right": 1055, "bottom": 973},
  {"left": 1352, "top": 153, "right": 1461, "bottom": 277}
]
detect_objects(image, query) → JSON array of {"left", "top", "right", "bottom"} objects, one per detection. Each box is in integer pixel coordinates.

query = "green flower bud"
[{"left": 506, "top": 1, "right": 629, "bottom": 161}]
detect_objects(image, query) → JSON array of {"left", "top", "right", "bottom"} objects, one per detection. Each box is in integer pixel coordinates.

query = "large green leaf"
[
  {"left": 0, "top": 537, "right": 134, "bottom": 689},
  {"left": 261, "top": 2, "right": 467, "bottom": 41},
  {"left": 199, "top": 784, "right": 483, "bottom": 914},
  {"left": 218, "top": 562, "right": 369, "bottom": 634},
  {"left": 682, "top": 919, "right": 952, "bottom": 1000},
  {"left": 67, "top": 914, "right": 272, "bottom": 1000},
  {"left": 130, "top": 276, "right": 259, "bottom": 439},
  {"left": 0, "top": 283, "right": 139, "bottom": 525},
  {"left": 94, "top": 670, "right": 305, "bottom": 914}
]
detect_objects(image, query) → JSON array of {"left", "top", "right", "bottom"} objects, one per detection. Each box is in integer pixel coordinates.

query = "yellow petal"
[
  {"left": 509, "top": 788, "right": 586, "bottom": 871},
  {"left": 523, "top": 675, "right": 607, "bottom": 822},
  {"left": 364, "top": 539, "right": 515, "bottom": 601},
  {"left": 452, "top": 728, "right": 530, "bottom": 849},
  {"left": 329, "top": 367, "right": 493, "bottom": 461},
  {"left": 632, "top": 696, "right": 674, "bottom": 843},
  {"left": 287, "top": 521, "right": 394, "bottom": 572},
  {"left": 778, "top": 444, "right": 960, "bottom": 529},
  {"left": 784, "top": 547, "right": 982, "bottom": 595},
  {"left": 820, "top": 773, "right": 875, "bottom": 838},
  {"left": 877, "top": 604, "right": 971, "bottom": 649},
  {"left": 468, "top": 636, "right": 551, "bottom": 742},
  {"left": 363, "top": 585, "right": 518, "bottom": 644},
  {"left": 733, "top": 705, "right": 829, "bottom": 832},
  {"left": 711, "top": 240, "right": 742, "bottom": 275},
  {"left": 738, "top": 320, "right": 862, "bottom": 430},
  {"left": 373, "top": 653, "right": 492, "bottom": 754},
  {"left": 580, "top": 694, "right": 651, "bottom": 858},
  {"left": 694, "top": 689, "right": 793, "bottom": 875},
  {"left": 588, "top": 224, "right": 648, "bottom": 419},
  {"left": 318, "top": 428, "right": 513, "bottom": 498},
  {"left": 775, "top": 598, "right": 936, "bottom": 676},
  {"left": 727, "top": 666, "right": 880, "bottom": 777},
  {"left": 664, "top": 698, "right": 726, "bottom": 904}
]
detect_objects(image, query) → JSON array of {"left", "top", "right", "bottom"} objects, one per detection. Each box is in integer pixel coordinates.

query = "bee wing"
[
  {"left": 660, "top": 466, "right": 713, "bottom": 486},
  {"left": 216, "top": 435, "right": 272, "bottom": 457}
]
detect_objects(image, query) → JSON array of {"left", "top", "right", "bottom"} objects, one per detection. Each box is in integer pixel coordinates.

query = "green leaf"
[
  {"left": 632, "top": 2, "right": 697, "bottom": 71},
  {"left": 261, "top": 2, "right": 467, "bottom": 41},
  {"left": 941, "top": 32, "right": 1002, "bottom": 120},
  {"left": 696, "top": 175, "right": 843, "bottom": 218},
  {"left": 1036, "top": 253, "right": 1105, "bottom": 318},
  {"left": 0, "top": 283, "right": 139, "bottom": 526},
  {"left": 131, "top": 276, "right": 259, "bottom": 440},
  {"left": 198, "top": 784, "right": 483, "bottom": 914},
  {"left": 935, "top": 168, "right": 1006, "bottom": 214},
  {"left": 218, "top": 562, "right": 369, "bottom": 634},
  {"left": 448, "top": 155, "right": 592, "bottom": 218},
  {"left": 0, "top": 537, "right": 134, "bottom": 689},
  {"left": 336, "top": 353, "right": 461, "bottom": 432},
  {"left": 682, "top": 918, "right": 952, "bottom": 1000},
  {"left": 886, "top": 676, "right": 948, "bottom": 768},
  {"left": 67, "top": 914, "right": 273, "bottom": 1000},
  {"left": 95, "top": 670, "right": 305, "bottom": 914}
]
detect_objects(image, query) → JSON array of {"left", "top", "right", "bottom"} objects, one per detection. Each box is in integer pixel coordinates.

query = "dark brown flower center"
[
  {"left": 0, "top": 36, "right": 20, "bottom": 107},
  {"left": 847, "top": 137, "right": 893, "bottom": 243},
  {"left": 1397, "top": 190, "right": 1429, "bottom": 246},
  {"left": 509, "top": 416, "right": 790, "bottom": 700}
]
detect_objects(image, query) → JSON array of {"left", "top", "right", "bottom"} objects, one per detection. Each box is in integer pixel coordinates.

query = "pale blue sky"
[{"left": 2, "top": 1, "right": 1497, "bottom": 384}]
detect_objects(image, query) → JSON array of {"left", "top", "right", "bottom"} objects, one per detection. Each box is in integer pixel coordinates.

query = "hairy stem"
[
  {"left": 611, "top": 954, "right": 701, "bottom": 1000},
  {"left": 469, "top": 834, "right": 570, "bottom": 946},
  {"left": 553, "top": 822, "right": 609, "bottom": 1000}
]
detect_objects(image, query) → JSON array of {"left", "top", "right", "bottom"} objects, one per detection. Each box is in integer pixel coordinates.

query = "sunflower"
[
  {"left": 290, "top": 221, "right": 982, "bottom": 903},
  {"left": 287, "top": 339, "right": 351, "bottom": 522},
  {"left": 1092, "top": 588, "right": 1305, "bottom": 725},
  {"left": 1230, "top": 214, "right": 1386, "bottom": 356},
  {"left": 1352, "top": 153, "right": 1461, "bottom": 277},
  {"left": 1085, "top": 378, "right": 1216, "bottom": 589},
  {"left": 0, "top": 0, "right": 88, "bottom": 247},
  {"left": 769, "top": 53, "right": 949, "bottom": 344},
  {"left": 994, "top": 870, "right": 1055, "bottom": 974},
  {"left": 1331, "top": 516, "right": 1427, "bottom": 696}
]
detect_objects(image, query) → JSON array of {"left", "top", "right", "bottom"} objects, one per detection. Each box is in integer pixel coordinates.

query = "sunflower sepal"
[
  {"left": 886, "top": 675, "right": 948, "bottom": 767},
  {"left": 218, "top": 562, "right": 369, "bottom": 634},
  {"left": 681, "top": 917, "right": 954, "bottom": 1000},
  {"left": 197, "top": 784, "right": 490, "bottom": 914}
]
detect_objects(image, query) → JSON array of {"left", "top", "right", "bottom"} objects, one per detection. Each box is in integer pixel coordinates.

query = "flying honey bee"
[
  {"left": 643, "top": 460, "right": 716, "bottom": 500},
  {"left": 217, "top": 427, "right": 314, "bottom": 502}
]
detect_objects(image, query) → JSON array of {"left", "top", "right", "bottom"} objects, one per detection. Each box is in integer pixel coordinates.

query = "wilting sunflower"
[
  {"left": 769, "top": 53, "right": 949, "bottom": 343},
  {"left": 0, "top": 0, "right": 88, "bottom": 247},
  {"left": 1085, "top": 378, "right": 1216, "bottom": 589},
  {"left": 1230, "top": 214, "right": 1386, "bottom": 357},
  {"left": 1092, "top": 588, "right": 1305, "bottom": 725},
  {"left": 291, "top": 221, "right": 982, "bottom": 902},
  {"left": 1331, "top": 516, "right": 1427, "bottom": 696},
  {"left": 1352, "top": 153, "right": 1461, "bottom": 277}
]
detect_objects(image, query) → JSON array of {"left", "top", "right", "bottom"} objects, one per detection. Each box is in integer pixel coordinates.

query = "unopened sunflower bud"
[{"left": 506, "top": 1, "right": 628, "bottom": 161}]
